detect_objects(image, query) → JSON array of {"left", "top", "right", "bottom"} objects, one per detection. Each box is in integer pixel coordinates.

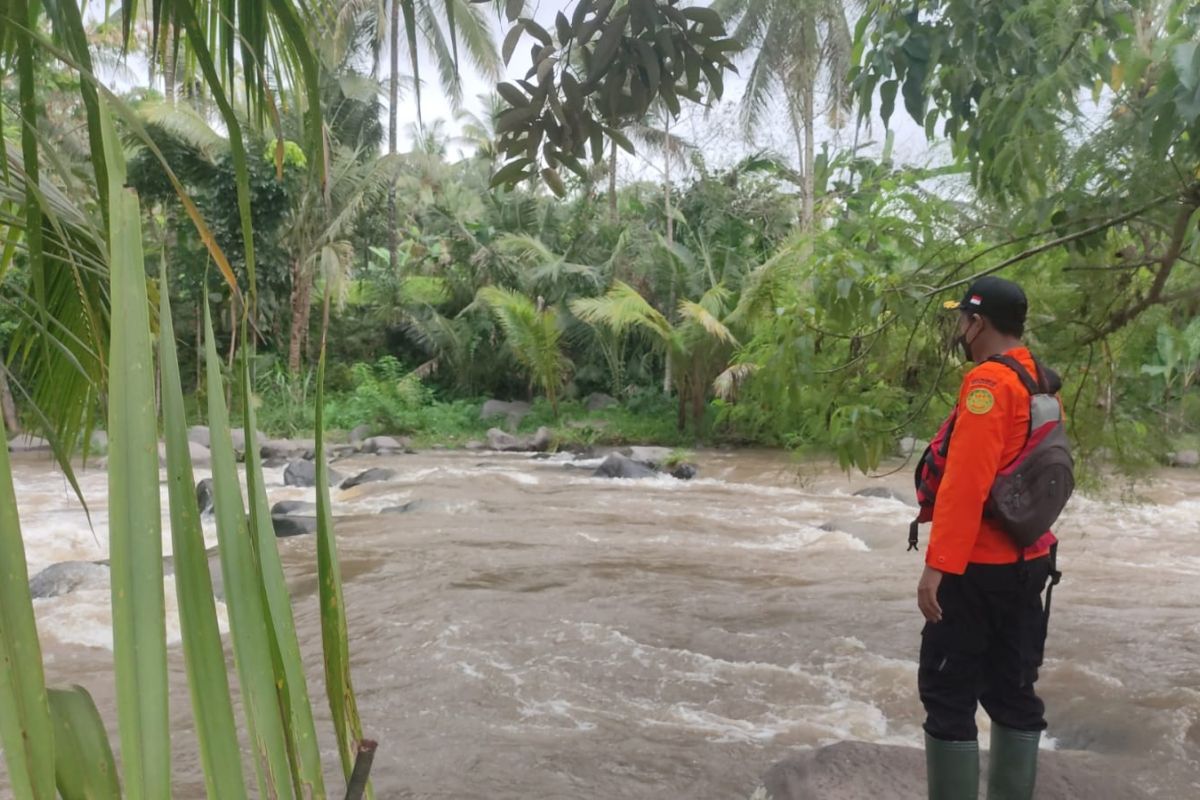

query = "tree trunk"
[
  {"left": 0, "top": 366, "right": 19, "bottom": 434},
  {"left": 664, "top": 113, "right": 673, "bottom": 246},
  {"left": 608, "top": 137, "right": 618, "bottom": 222},
  {"left": 288, "top": 259, "right": 312, "bottom": 373},
  {"left": 388, "top": 0, "right": 401, "bottom": 273},
  {"left": 801, "top": 76, "right": 816, "bottom": 231},
  {"left": 676, "top": 385, "right": 687, "bottom": 432},
  {"left": 691, "top": 371, "right": 705, "bottom": 433}
]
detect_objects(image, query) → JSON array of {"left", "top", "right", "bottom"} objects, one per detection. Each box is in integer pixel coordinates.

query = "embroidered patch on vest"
[{"left": 965, "top": 387, "right": 995, "bottom": 415}]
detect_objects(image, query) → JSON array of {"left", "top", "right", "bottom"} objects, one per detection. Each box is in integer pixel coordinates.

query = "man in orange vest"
[{"left": 918, "top": 277, "right": 1058, "bottom": 799}]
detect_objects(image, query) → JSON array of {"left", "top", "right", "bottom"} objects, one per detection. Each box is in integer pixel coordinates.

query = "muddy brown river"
[{"left": 10, "top": 449, "right": 1200, "bottom": 797}]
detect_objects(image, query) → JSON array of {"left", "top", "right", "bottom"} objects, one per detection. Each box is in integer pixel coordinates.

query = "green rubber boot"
[
  {"left": 986, "top": 723, "right": 1040, "bottom": 800},
  {"left": 925, "top": 732, "right": 980, "bottom": 800}
]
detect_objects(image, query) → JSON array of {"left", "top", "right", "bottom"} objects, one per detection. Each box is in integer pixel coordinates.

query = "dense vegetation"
[
  {"left": 4, "top": 2, "right": 1200, "bottom": 477},
  {"left": 1, "top": 0, "right": 1199, "bottom": 797}
]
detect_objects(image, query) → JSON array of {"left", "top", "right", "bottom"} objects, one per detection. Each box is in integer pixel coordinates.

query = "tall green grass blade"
[
  {"left": 204, "top": 302, "right": 296, "bottom": 800},
  {"left": 47, "top": 686, "right": 121, "bottom": 800},
  {"left": 102, "top": 100, "right": 172, "bottom": 800},
  {"left": 0, "top": 406, "right": 55, "bottom": 799},
  {"left": 242, "top": 347, "right": 327, "bottom": 798},
  {"left": 160, "top": 267, "right": 249, "bottom": 799},
  {"left": 315, "top": 348, "right": 373, "bottom": 797}
]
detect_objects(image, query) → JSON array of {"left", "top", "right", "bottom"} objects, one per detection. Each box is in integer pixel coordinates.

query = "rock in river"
[{"left": 341, "top": 467, "right": 397, "bottom": 489}]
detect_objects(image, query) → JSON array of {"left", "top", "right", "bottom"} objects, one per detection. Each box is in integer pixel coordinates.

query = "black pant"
[{"left": 919, "top": 558, "right": 1052, "bottom": 741}]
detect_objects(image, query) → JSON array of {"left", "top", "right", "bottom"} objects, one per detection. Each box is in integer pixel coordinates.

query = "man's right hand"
[{"left": 918, "top": 565, "right": 945, "bottom": 623}]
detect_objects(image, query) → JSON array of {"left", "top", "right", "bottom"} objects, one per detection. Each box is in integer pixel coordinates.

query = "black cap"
[{"left": 943, "top": 276, "right": 1028, "bottom": 330}]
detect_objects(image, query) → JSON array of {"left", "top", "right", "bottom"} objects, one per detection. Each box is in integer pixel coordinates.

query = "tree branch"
[
  {"left": 1082, "top": 201, "right": 1199, "bottom": 343},
  {"left": 931, "top": 190, "right": 1183, "bottom": 296}
]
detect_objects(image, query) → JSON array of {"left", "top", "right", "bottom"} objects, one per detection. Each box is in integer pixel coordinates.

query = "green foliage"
[
  {"left": 322, "top": 356, "right": 434, "bottom": 432},
  {"left": 477, "top": 285, "right": 572, "bottom": 415},
  {"left": 490, "top": 0, "right": 741, "bottom": 193}
]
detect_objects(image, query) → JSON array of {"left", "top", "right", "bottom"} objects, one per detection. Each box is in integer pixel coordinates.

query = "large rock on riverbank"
[{"left": 758, "top": 741, "right": 1149, "bottom": 800}]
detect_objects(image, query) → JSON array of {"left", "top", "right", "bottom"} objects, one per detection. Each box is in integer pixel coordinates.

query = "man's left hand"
[{"left": 918, "top": 565, "right": 944, "bottom": 623}]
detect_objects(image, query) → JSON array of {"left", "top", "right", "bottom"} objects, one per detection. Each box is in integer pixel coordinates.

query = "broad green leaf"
[
  {"left": 48, "top": 686, "right": 120, "bottom": 800},
  {"left": 159, "top": 268, "right": 247, "bottom": 799},
  {"left": 880, "top": 79, "right": 898, "bottom": 125},
  {"left": 204, "top": 303, "right": 296, "bottom": 799},
  {"left": 315, "top": 348, "right": 373, "bottom": 797},
  {"left": 1173, "top": 42, "right": 1199, "bottom": 91},
  {"left": 0, "top": 388, "right": 55, "bottom": 800},
  {"left": 102, "top": 100, "right": 171, "bottom": 800}
]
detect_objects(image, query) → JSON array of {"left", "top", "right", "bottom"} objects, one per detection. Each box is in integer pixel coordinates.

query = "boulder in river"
[
  {"left": 480, "top": 399, "right": 531, "bottom": 430},
  {"left": 349, "top": 424, "right": 373, "bottom": 447},
  {"left": 272, "top": 515, "right": 318, "bottom": 537},
  {"left": 670, "top": 463, "right": 699, "bottom": 480},
  {"left": 187, "top": 425, "right": 211, "bottom": 448},
  {"left": 486, "top": 426, "right": 552, "bottom": 453},
  {"left": 196, "top": 478, "right": 214, "bottom": 515},
  {"left": 8, "top": 434, "right": 51, "bottom": 453},
  {"left": 260, "top": 438, "right": 315, "bottom": 460},
  {"left": 283, "top": 459, "right": 343, "bottom": 487},
  {"left": 487, "top": 428, "right": 522, "bottom": 451},
  {"left": 160, "top": 440, "right": 212, "bottom": 467},
  {"left": 852, "top": 486, "right": 915, "bottom": 506},
  {"left": 341, "top": 467, "right": 396, "bottom": 489},
  {"left": 758, "top": 741, "right": 1149, "bottom": 800},
  {"left": 271, "top": 500, "right": 316, "bottom": 516},
  {"left": 362, "top": 435, "right": 411, "bottom": 455},
  {"left": 593, "top": 453, "right": 658, "bottom": 480},
  {"left": 28, "top": 561, "right": 110, "bottom": 598},
  {"left": 1168, "top": 449, "right": 1199, "bottom": 468}
]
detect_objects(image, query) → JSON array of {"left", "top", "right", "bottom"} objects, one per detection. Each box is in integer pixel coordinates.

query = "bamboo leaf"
[
  {"left": 48, "top": 687, "right": 121, "bottom": 800},
  {"left": 242, "top": 350, "right": 327, "bottom": 797},
  {"left": 101, "top": 99, "right": 172, "bottom": 800},
  {"left": 315, "top": 349, "right": 372, "bottom": 796},
  {"left": 0, "top": 391, "right": 55, "bottom": 800},
  {"left": 159, "top": 266, "right": 248, "bottom": 799},
  {"left": 204, "top": 303, "right": 296, "bottom": 799}
]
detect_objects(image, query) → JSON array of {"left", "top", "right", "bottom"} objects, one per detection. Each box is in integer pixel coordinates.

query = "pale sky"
[
  {"left": 91, "top": 1, "right": 948, "bottom": 186},
  {"left": 371, "top": 1, "right": 946, "bottom": 182}
]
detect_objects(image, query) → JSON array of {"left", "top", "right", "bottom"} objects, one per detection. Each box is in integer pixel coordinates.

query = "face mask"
[{"left": 956, "top": 317, "right": 978, "bottom": 362}]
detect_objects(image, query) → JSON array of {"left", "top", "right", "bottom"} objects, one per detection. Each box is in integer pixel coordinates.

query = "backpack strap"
[{"left": 987, "top": 353, "right": 1041, "bottom": 395}]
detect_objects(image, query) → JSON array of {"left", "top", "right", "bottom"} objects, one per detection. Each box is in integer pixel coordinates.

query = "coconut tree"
[
  {"left": 332, "top": 0, "right": 506, "bottom": 273},
  {"left": 572, "top": 280, "right": 739, "bottom": 431},
  {"left": 712, "top": 0, "right": 854, "bottom": 229},
  {"left": 476, "top": 286, "right": 572, "bottom": 415}
]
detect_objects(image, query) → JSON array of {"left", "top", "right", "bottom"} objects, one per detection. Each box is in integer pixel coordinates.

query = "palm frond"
[
  {"left": 570, "top": 280, "right": 671, "bottom": 341},
  {"left": 679, "top": 299, "right": 739, "bottom": 346}
]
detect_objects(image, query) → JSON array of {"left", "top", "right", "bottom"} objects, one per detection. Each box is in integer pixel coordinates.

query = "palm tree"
[
  {"left": 284, "top": 144, "right": 405, "bottom": 371},
  {"left": 572, "top": 281, "right": 739, "bottom": 432},
  {"left": 476, "top": 286, "right": 572, "bottom": 415},
  {"left": 712, "top": 0, "right": 854, "bottom": 229},
  {"left": 334, "top": 0, "right": 506, "bottom": 272}
]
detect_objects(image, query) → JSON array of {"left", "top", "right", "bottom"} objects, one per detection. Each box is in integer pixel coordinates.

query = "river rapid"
[{"left": 8, "top": 448, "right": 1200, "bottom": 798}]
